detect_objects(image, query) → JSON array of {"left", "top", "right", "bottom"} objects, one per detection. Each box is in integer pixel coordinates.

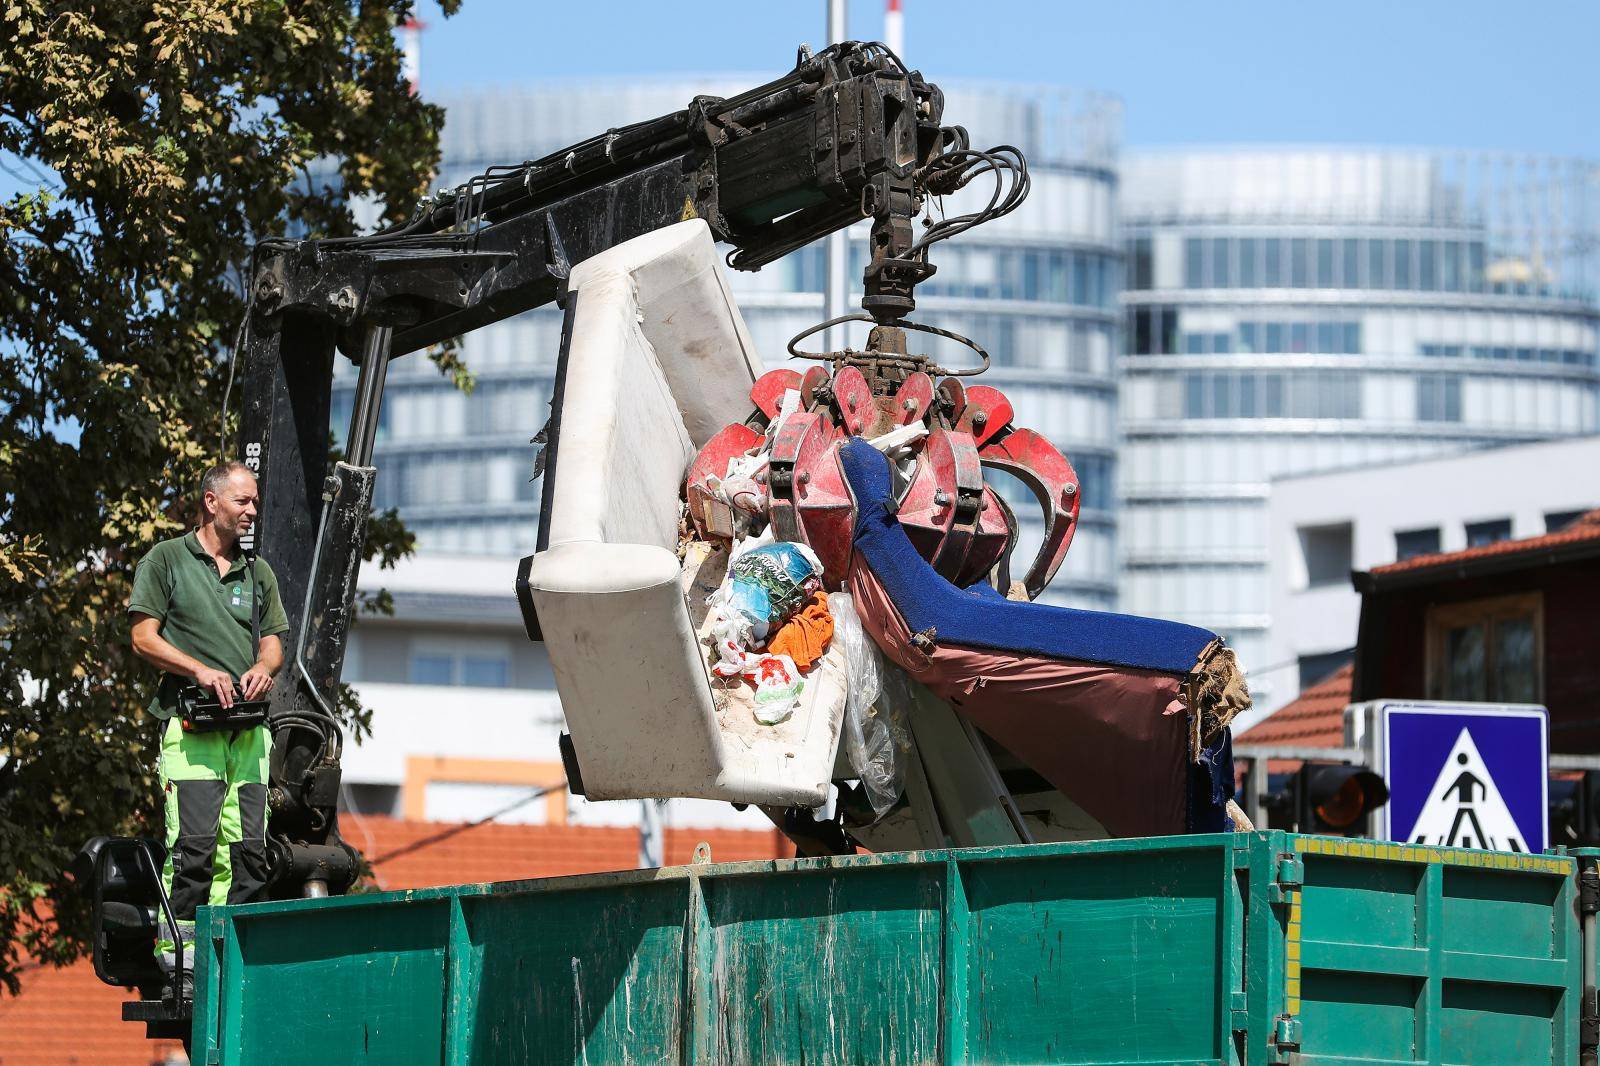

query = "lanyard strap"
[{"left": 246, "top": 550, "right": 260, "bottom": 665}]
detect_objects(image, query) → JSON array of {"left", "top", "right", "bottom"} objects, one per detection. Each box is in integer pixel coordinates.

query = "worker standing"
[{"left": 127, "top": 461, "right": 289, "bottom": 986}]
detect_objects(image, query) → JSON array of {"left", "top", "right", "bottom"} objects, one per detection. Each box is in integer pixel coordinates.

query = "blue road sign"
[{"left": 1377, "top": 701, "right": 1548, "bottom": 853}]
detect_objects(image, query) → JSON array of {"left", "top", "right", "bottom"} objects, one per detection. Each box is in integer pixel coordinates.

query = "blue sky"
[{"left": 413, "top": 1, "right": 1598, "bottom": 157}]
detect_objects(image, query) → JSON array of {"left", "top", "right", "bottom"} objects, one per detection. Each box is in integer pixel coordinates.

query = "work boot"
[
  {"left": 158, "top": 944, "right": 195, "bottom": 1002},
  {"left": 165, "top": 966, "right": 193, "bottom": 1002}
]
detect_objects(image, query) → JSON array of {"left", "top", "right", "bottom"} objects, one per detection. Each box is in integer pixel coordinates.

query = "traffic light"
[
  {"left": 1296, "top": 763, "right": 1389, "bottom": 835},
  {"left": 1259, "top": 761, "right": 1389, "bottom": 836},
  {"left": 1548, "top": 772, "right": 1600, "bottom": 847}
]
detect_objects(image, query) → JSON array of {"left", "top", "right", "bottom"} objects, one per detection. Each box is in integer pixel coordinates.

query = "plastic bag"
[
  {"left": 717, "top": 451, "right": 769, "bottom": 520},
  {"left": 831, "top": 592, "right": 909, "bottom": 818},
  {"left": 748, "top": 653, "right": 805, "bottom": 725},
  {"left": 705, "top": 541, "right": 824, "bottom": 678}
]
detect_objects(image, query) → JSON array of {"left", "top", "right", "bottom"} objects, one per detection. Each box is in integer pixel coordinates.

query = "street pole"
[
  {"left": 823, "top": 0, "right": 849, "bottom": 353},
  {"left": 885, "top": 0, "right": 904, "bottom": 58},
  {"left": 638, "top": 799, "right": 663, "bottom": 869}
]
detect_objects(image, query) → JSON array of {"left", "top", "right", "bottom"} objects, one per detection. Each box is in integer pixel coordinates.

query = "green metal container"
[{"left": 189, "top": 832, "right": 1585, "bottom": 1064}]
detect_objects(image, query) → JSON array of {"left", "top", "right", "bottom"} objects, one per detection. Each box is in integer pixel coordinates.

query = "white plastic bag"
[
  {"left": 831, "top": 592, "right": 908, "bottom": 818},
  {"left": 748, "top": 653, "right": 805, "bottom": 725}
]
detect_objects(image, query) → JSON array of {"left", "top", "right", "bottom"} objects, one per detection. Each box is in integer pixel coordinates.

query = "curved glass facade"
[
  {"left": 335, "top": 81, "right": 1126, "bottom": 609},
  {"left": 1120, "top": 150, "right": 1600, "bottom": 698}
]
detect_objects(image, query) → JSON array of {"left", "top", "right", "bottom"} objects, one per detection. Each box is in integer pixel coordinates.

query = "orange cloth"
[{"left": 766, "top": 591, "right": 834, "bottom": 670}]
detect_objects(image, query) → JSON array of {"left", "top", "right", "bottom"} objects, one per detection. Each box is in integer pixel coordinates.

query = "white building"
[
  {"left": 1251, "top": 434, "right": 1600, "bottom": 729},
  {"left": 1120, "top": 149, "right": 1600, "bottom": 706}
]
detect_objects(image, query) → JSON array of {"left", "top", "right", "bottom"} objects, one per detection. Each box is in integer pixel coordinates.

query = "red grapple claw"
[
  {"left": 701, "top": 367, "right": 1079, "bottom": 601},
  {"left": 750, "top": 369, "right": 802, "bottom": 421},
  {"left": 979, "top": 427, "right": 1080, "bottom": 599},
  {"left": 894, "top": 372, "right": 935, "bottom": 427},
  {"left": 936, "top": 377, "right": 966, "bottom": 426},
  {"left": 685, "top": 423, "right": 764, "bottom": 539},
  {"left": 832, "top": 365, "right": 874, "bottom": 436},
  {"left": 958, "top": 384, "right": 1014, "bottom": 448}
]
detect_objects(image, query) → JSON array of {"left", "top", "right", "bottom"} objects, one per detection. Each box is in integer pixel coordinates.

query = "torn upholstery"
[{"left": 838, "top": 437, "right": 1244, "bottom": 837}]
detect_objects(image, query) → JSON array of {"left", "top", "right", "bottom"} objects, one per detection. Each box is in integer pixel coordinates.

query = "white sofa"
[{"left": 525, "top": 220, "right": 846, "bottom": 807}]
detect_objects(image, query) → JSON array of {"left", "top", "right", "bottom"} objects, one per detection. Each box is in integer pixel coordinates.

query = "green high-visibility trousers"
[{"left": 156, "top": 718, "right": 272, "bottom": 956}]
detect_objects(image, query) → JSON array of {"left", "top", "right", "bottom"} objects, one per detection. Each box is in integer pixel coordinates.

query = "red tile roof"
[
  {"left": 1369, "top": 508, "right": 1600, "bottom": 577},
  {"left": 1238, "top": 662, "right": 1354, "bottom": 758},
  {"left": 353, "top": 815, "right": 791, "bottom": 891},
  {"left": 0, "top": 817, "right": 790, "bottom": 1065},
  {"left": 0, "top": 957, "right": 186, "bottom": 1066}
]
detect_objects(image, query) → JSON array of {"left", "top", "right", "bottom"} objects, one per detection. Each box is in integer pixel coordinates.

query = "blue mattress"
[{"left": 840, "top": 438, "right": 1219, "bottom": 675}]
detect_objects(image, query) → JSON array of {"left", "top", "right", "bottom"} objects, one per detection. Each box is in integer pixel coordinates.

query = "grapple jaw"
[{"left": 686, "top": 329, "right": 1083, "bottom": 599}]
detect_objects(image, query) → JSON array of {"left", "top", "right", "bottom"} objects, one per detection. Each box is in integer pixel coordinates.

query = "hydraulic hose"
[{"left": 292, "top": 485, "right": 342, "bottom": 757}]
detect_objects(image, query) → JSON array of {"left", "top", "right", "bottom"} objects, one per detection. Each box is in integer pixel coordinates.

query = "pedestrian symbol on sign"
[{"left": 1409, "top": 728, "right": 1527, "bottom": 851}]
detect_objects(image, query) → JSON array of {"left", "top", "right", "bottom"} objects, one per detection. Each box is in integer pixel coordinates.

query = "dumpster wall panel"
[
  {"left": 1440, "top": 981, "right": 1560, "bottom": 1065},
  {"left": 1292, "top": 837, "right": 1578, "bottom": 1066},
  {"left": 460, "top": 882, "right": 690, "bottom": 1065},
  {"left": 193, "top": 834, "right": 1587, "bottom": 1064},
  {"left": 962, "top": 846, "right": 1234, "bottom": 1064},
  {"left": 704, "top": 864, "right": 944, "bottom": 1065},
  {"left": 1440, "top": 866, "right": 1562, "bottom": 958},
  {"left": 230, "top": 901, "right": 449, "bottom": 1063}
]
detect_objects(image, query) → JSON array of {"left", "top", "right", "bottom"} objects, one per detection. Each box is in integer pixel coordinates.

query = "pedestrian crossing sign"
[{"left": 1376, "top": 701, "right": 1547, "bottom": 853}]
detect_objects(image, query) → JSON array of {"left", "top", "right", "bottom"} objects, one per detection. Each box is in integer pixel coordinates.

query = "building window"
[
  {"left": 1290, "top": 238, "right": 1310, "bottom": 287},
  {"left": 341, "top": 784, "right": 402, "bottom": 818},
  {"left": 1298, "top": 523, "right": 1353, "bottom": 588},
  {"left": 1210, "top": 237, "right": 1230, "bottom": 288},
  {"left": 1341, "top": 238, "right": 1359, "bottom": 288},
  {"left": 1129, "top": 237, "right": 1153, "bottom": 290},
  {"left": 1426, "top": 592, "right": 1542, "bottom": 704},
  {"left": 1546, "top": 509, "right": 1590, "bottom": 533},
  {"left": 1464, "top": 518, "right": 1512, "bottom": 547},
  {"left": 1367, "top": 239, "right": 1387, "bottom": 289},
  {"left": 1238, "top": 237, "right": 1259, "bottom": 287},
  {"left": 461, "top": 655, "right": 509, "bottom": 688},
  {"left": 408, "top": 646, "right": 512, "bottom": 687},
  {"left": 1185, "top": 238, "right": 1204, "bottom": 288},
  {"left": 1179, "top": 370, "right": 1361, "bottom": 419},
  {"left": 1416, "top": 374, "right": 1462, "bottom": 422},
  {"left": 1394, "top": 527, "right": 1441, "bottom": 561},
  {"left": 1298, "top": 649, "right": 1353, "bottom": 691},
  {"left": 1235, "top": 320, "right": 1360, "bottom": 354},
  {"left": 408, "top": 652, "right": 455, "bottom": 686}
]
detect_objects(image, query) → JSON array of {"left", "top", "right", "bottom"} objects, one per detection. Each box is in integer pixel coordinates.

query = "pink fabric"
[{"left": 849, "top": 562, "right": 1192, "bottom": 837}]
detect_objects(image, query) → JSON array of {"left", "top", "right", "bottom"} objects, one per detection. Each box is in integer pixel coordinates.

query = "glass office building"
[
  {"left": 334, "top": 80, "right": 1126, "bottom": 608},
  {"left": 1119, "top": 150, "right": 1600, "bottom": 697}
]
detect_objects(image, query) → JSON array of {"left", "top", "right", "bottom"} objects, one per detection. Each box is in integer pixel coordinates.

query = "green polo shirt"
[{"left": 128, "top": 531, "right": 291, "bottom": 719}]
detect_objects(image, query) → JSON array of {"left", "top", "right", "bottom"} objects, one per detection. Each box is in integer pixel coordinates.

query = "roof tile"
[
  {"left": 1238, "top": 663, "right": 1354, "bottom": 749},
  {"left": 1370, "top": 507, "right": 1600, "bottom": 577}
]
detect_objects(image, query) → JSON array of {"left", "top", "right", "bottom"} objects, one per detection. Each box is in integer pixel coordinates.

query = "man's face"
[{"left": 205, "top": 471, "right": 259, "bottom": 539}]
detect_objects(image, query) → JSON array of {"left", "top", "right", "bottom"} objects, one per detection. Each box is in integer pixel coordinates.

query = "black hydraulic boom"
[{"left": 238, "top": 42, "right": 957, "bottom": 897}]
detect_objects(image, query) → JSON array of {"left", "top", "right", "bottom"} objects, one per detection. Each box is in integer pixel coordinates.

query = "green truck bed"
[{"left": 188, "top": 832, "right": 1591, "bottom": 1064}]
